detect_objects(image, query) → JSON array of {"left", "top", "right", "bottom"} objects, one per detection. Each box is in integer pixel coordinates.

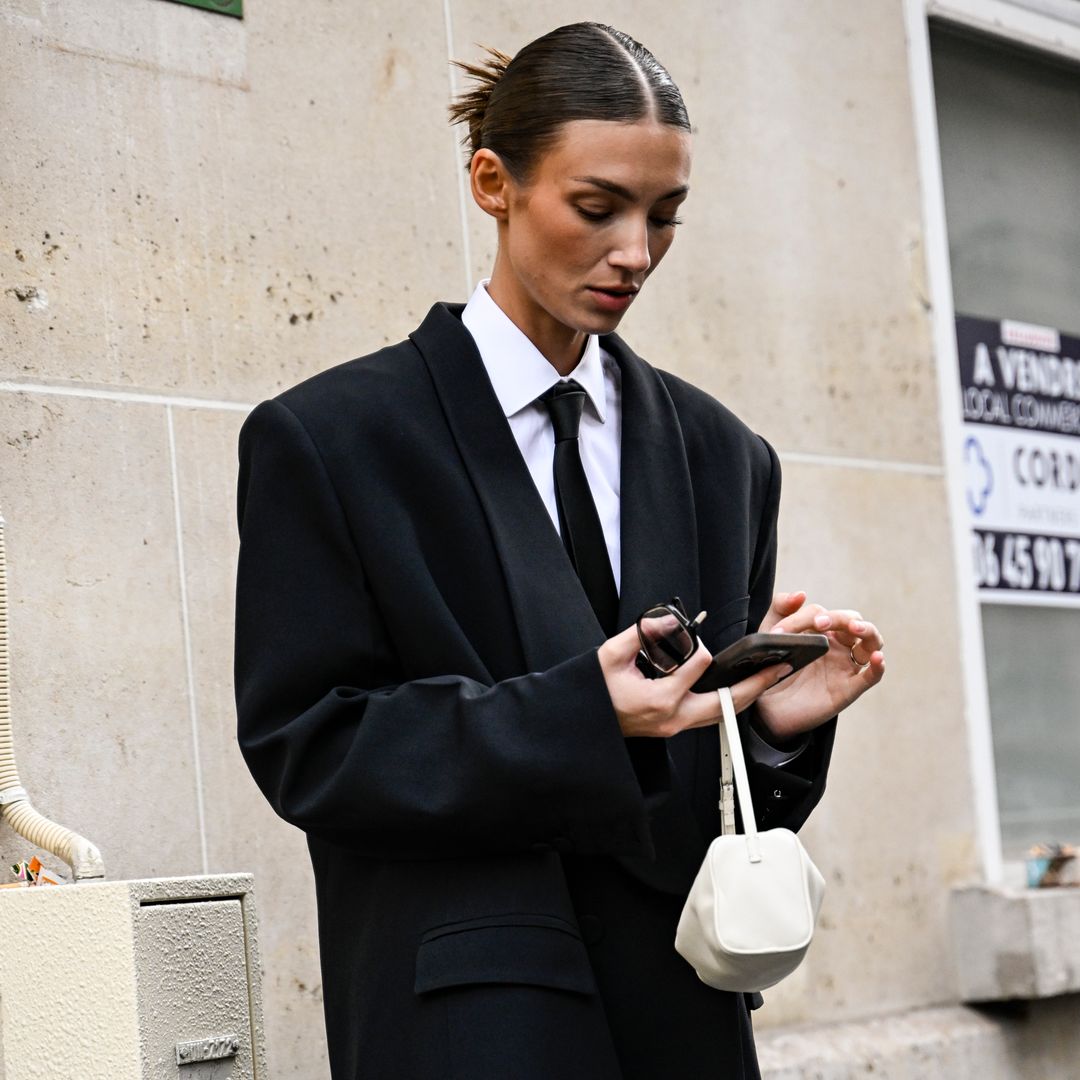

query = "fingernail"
[
  {"left": 851, "top": 619, "right": 865, "bottom": 632},
  {"left": 814, "top": 614, "right": 831, "bottom": 628},
  {"left": 778, "top": 664, "right": 794, "bottom": 679}
]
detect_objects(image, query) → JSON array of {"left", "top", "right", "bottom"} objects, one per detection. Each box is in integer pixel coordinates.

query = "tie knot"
[{"left": 539, "top": 379, "right": 587, "bottom": 442}]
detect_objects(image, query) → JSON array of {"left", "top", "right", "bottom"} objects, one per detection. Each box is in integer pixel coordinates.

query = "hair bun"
[{"left": 448, "top": 45, "right": 513, "bottom": 158}]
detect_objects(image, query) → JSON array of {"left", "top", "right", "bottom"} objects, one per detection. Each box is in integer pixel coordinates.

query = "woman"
[{"left": 234, "top": 22, "right": 884, "bottom": 1080}]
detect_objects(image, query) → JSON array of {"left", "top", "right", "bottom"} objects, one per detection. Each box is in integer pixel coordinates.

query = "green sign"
[{"left": 163, "top": 0, "right": 243, "bottom": 17}]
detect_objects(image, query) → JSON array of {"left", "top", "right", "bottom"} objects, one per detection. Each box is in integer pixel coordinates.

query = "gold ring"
[{"left": 849, "top": 646, "right": 868, "bottom": 670}]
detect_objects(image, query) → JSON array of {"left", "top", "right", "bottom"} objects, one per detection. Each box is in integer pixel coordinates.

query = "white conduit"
[{"left": 0, "top": 510, "right": 105, "bottom": 880}]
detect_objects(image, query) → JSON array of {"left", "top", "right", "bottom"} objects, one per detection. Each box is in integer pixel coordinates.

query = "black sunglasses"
[{"left": 635, "top": 596, "right": 707, "bottom": 678}]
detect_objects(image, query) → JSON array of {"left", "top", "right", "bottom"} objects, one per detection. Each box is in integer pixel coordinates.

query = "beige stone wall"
[{"left": 0, "top": 0, "right": 1010, "bottom": 1076}]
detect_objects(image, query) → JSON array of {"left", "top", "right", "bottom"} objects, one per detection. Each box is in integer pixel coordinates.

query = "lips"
[
  {"left": 587, "top": 285, "right": 639, "bottom": 313},
  {"left": 590, "top": 285, "right": 639, "bottom": 298}
]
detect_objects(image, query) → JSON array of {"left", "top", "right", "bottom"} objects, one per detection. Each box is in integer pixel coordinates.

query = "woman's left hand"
[{"left": 753, "top": 590, "right": 885, "bottom": 742}]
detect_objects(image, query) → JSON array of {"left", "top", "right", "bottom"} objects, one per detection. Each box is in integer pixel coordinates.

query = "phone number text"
[{"left": 973, "top": 528, "right": 1080, "bottom": 593}]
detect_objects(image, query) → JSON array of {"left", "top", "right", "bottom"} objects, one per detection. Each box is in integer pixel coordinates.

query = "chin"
[
  {"left": 573, "top": 307, "right": 625, "bottom": 336},
  {"left": 591, "top": 314, "right": 627, "bottom": 336}
]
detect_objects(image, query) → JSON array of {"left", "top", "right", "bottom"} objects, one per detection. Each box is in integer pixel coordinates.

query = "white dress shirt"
[
  {"left": 461, "top": 280, "right": 805, "bottom": 767},
  {"left": 462, "top": 279, "right": 623, "bottom": 591}
]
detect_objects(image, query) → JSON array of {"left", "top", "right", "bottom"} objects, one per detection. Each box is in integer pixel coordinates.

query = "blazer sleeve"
[
  {"left": 234, "top": 398, "right": 655, "bottom": 861},
  {"left": 743, "top": 438, "right": 837, "bottom": 835}
]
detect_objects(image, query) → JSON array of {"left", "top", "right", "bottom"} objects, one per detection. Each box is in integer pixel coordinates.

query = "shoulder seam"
[{"left": 267, "top": 397, "right": 366, "bottom": 569}]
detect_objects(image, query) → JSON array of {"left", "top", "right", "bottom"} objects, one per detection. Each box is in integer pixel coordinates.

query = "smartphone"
[{"left": 691, "top": 633, "right": 829, "bottom": 693}]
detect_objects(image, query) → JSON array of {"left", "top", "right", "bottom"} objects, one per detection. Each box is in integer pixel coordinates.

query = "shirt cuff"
[{"left": 745, "top": 721, "right": 810, "bottom": 768}]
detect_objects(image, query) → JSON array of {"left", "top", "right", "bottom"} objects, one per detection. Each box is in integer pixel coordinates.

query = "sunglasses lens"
[{"left": 638, "top": 607, "right": 695, "bottom": 673}]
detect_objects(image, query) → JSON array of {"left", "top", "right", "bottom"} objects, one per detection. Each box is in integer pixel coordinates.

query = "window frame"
[{"left": 903, "top": 0, "right": 1080, "bottom": 883}]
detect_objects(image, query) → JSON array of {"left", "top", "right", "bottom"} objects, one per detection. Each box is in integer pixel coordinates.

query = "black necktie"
[{"left": 539, "top": 380, "right": 619, "bottom": 635}]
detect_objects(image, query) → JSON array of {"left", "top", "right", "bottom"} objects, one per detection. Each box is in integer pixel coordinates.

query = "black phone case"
[{"left": 690, "top": 632, "right": 829, "bottom": 693}]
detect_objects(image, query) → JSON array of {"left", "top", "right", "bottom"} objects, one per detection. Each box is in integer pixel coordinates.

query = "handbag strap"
[
  {"left": 719, "top": 698, "right": 735, "bottom": 838},
  {"left": 716, "top": 687, "right": 762, "bottom": 863}
]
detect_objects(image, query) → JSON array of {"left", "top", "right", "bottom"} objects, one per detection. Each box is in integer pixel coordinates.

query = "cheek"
[
  {"left": 645, "top": 231, "right": 678, "bottom": 276},
  {"left": 547, "top": 216, "right": 593, "bottom": 258},
  {"left": 530, "top": 221, "right": 597, "bottom": 281}
]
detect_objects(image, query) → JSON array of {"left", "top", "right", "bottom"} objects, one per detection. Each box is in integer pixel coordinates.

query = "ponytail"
[{"left": 448, "top": 46, "right": 513, "bottom": 161}]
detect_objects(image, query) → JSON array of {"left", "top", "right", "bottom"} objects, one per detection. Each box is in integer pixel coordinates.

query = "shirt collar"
[{"left": 461, "top": 279, "right": 607, "bottom": 423}]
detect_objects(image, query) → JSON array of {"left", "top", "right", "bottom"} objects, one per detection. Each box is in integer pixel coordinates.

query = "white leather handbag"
[{"left": 674, "top": 687, "right": 826, "bottom": 993}]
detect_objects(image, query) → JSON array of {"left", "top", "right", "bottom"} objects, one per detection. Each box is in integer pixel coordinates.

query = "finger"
[
  {"left": 851, "top": 619, "right": 884, "bottom": 653},
  {"left": 761, "top": 590, "right": 806, "bottom": 631},
  {"left": 813, "top": 609, "right": 880, "bottom": 645},
  {"left": 825, "top": 628, "right": 859, "bottom": 649},
  {"left": 597, "top": 624, "right": 650, "bottom": 682},
  {"left": 671, "top": 662, "right": 792, "bottom": 731},
  {"left": 829, "top": 614, "right": 884, "bottom": 660},
  {"left": 665, "top": 636, "right": 714, "bottom": 691},
  {"left": 607, "top": 622, "right": 646, "bottom": 660},
  {"left": 772, "top": 589, "right": 807, "bottom": 614},
  {"left": 855, "top": 650, "right": 886, "bottom": 687},
  {"left": 730, "top": 662, "right": 794, "bottom": 714},
  {"left": 771, "top": 603, "right": 830, "bottom": 635}
]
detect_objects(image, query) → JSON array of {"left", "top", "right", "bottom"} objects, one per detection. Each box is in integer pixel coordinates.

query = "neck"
[{"left": 486, "top": 261, "right": 588, "bottom": 377}]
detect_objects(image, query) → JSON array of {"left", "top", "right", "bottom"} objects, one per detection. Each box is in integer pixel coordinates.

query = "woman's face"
[{"left": 484, "top": 118, "right": 692, "bottom": 355}]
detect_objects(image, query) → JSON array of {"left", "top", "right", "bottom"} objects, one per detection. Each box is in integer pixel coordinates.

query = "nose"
[{"left": 609, "top": 216, "right": 651, "bottom": 275}]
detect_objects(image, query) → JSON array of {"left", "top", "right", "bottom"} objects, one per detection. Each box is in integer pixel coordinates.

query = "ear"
[{"left": 469, "top": 148, "right": 513, "bottom": 221}]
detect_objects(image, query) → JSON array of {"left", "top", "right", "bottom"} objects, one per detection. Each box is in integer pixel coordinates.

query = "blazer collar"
[
  {"left": 411, "top": 303, "right": 700, "bottom": 672},
  {"left": 461, "top": 280, "right": 608, "bottom": 424}
]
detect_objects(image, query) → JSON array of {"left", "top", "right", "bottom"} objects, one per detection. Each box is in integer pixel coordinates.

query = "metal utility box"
[{"left": 0, "top": 874, "right": 266, "bottom": 1079}]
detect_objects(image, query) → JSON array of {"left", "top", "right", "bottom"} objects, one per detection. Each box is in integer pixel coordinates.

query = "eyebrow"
[{"left": 570, "top": 176, "right": 690, "bottom": 202}]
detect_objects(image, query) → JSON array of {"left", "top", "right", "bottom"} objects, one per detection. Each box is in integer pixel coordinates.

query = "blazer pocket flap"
[
  {"left": 415, "top": 914, "right": 596, "bottom": 996},
  {"left": 707, "top": 594, "right": 751, "bottom": 641}
]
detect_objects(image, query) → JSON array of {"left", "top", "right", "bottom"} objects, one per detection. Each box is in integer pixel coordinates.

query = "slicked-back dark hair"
[{"left": 448, "top": 22, "right": 690, "bottom": 182}]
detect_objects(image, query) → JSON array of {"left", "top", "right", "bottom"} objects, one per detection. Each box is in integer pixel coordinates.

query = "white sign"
[{"left": 957, "top": 315, "right": 1080, "bottom": 604}]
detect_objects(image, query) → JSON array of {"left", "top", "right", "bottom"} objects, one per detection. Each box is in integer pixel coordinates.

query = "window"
[{"left": 931, "top": 24, "right": 1080, "bottom": 857}]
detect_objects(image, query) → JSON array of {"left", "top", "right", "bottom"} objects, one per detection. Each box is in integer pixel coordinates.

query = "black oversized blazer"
[{"left": 234, "top": 302, "right": 835, "bottom": 1080}]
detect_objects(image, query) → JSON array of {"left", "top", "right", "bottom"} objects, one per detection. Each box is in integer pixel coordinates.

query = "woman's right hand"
[{"left": 597, "top": 624, "right": 791, "bottom": 738}]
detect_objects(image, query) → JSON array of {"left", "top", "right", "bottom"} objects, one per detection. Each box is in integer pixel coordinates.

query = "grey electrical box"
[{"left": 0, "top": 874, "right": 266, "bottom": 1079}]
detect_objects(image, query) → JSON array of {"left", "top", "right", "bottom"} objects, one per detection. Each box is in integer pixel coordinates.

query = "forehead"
[{"left": 532, "top": 118, "right": 692, "bottom": 195}]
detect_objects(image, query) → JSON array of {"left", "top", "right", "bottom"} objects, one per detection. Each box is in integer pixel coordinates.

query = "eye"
[
  {"left": 650, "top": 215, "right": 684, "bottom": 229},
  {"left": 576, "top": 207, "right": 612, "bottom": 223}
]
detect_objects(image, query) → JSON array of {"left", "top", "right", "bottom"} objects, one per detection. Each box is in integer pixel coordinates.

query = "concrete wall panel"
[
  {"left": 0, "top": 393, "right": 202, "bottom": 881},
  {"left": 170, "top": 403, "right": 329, "bottom": 1080},
  {"left": 2, "top": 0, "right": 463, "bottom": 401}
]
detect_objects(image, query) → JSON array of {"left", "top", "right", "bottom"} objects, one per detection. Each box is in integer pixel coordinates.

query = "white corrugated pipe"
[{"left": 0, "top": 509, "right": 105, "bottom": 880}]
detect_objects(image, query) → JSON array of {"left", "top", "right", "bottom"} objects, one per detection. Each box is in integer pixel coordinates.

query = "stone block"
[
  {"left": 950, "top": 884, "right": 1080, "bottom": 1001},
  {"left": 758, "top": 1000, "right": 1080, "bottom": 1080}
]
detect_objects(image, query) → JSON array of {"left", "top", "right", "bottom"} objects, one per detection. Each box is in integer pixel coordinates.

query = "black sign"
[
  {"left": 957, "top": 315, "right": 1080, "bottom": 437},
  {"left": 972, "top": 527, "right": 1080, "bottom": 595}
]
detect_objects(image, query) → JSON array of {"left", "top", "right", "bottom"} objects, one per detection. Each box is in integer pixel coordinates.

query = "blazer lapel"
[
  {"left": 411, "top": 304, "right": 604, "bottom": 674},
  {"left": 604, "top": 334, "right": 710, "bottom": 892},
  {"left": 605, "top": 333, "right": 701, "bottom": 627}
]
